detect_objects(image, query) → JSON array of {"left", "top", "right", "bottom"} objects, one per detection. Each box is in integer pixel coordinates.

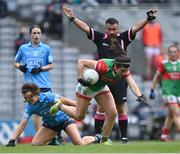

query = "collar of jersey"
[{"left": 28, "top": 42, "right": 42, "bottom": 47}]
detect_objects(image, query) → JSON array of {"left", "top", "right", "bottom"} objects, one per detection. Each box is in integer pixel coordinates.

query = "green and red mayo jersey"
[
  {"left": 158, "top": 59, "right": 180, "bottom": 96},
  {"left": 89, "top": 58, "right": 130, "bottom": 91}
]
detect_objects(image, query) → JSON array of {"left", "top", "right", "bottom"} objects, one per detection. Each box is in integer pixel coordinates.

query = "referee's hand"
[
  {"left": 137, "top": 95, "right": 149, "bottom": 107},
  {"left": 146, "top": 9, "right": 157, "bottom": 21},
  {"left": 63, "top": 4, "right": 75, "bottom": 21}
]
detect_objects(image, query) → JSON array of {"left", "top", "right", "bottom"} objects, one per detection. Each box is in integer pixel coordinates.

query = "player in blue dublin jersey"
[
  {"left": 14, "top": 25, "right": 60, "bottom": 145},
  {"left": 14, "top": 25, "right": 53, "bottom": 89},
  {"left": 6, "top": 83, "right": 101, "bottom": 146}
]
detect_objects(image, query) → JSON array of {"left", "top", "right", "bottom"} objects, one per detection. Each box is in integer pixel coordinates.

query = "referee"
[{"left": 63, "top": 5, "right": 157, "bottom": 143}]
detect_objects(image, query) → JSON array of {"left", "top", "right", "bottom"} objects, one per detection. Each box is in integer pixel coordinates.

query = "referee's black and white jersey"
[{"left": 88, "top": 28, "right": 136, "bottom": 59}]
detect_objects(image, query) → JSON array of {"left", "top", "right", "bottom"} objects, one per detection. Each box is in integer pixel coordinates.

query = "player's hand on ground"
[
  {"left": 146, "top": 9, "right": 157, "bottom": 21},
  {"left": 50, "top": 101, "right": 61, "bottom": 116},
  {"left": 6, "top": 139, "right": 15, "bottom": 147},
  {"left": 137, "top": 95, "right": 149, "bottom": 107},
  {"left": 149, "top": 89, "right": 155, "bottom": 99},
  {"left": 19, "top": 64, "right": 27, "bottom": 73},
  {"left": 31, "top": 67, "right": 43, "bottom": 74},
  {"left": 78, "top": 78, "right": 91, "bottom": 87},
  {"left": 63, "top": 4, "right": 75, "bottom": 20}
]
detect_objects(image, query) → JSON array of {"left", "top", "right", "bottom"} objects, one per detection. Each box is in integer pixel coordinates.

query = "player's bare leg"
[
  {"left": 32, "top": 114, "right": 41, "bottom": 131},
  {"left": 146, "top": 55, "right": 153, "bottom": 80},
  {"left": 65, "top": 123, "right": 97, "bottom": 145},
  {"left": 32, "top": 126, "right": 56, "bottom": 146},
  {"left": 95, "top": 92, "right": 117, "bottom": 140},
  {"left": 168, "top": 104, "right": 180, "bottom": 130},
  {"left": 61, "top": 96, "right": 76, "bottom": 107},
  {"left": 61, "top": 105, "right": 77, "bottom": 119},
  {"left": 60, "top": 96, "right": 90, "bottom": 120},
  {"left": 161, "top": 114, "right": 173, "bottom": 141},
  {"left": 75, "top": 96, "right": 91, "bottom": 121}
]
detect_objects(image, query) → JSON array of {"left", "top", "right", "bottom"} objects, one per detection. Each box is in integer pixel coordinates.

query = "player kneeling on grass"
[
  {"left": 6, "top": 83, "right": 102, "bottom": 146},
  {"left": 50, "top": 55, "right": 148, "bottom": 145}
]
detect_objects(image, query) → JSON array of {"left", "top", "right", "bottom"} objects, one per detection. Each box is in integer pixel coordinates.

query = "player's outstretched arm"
[
  {"left": 126, "top": 75, "right": 142, "bottom": 97},
  {"left": 6, "top": 119, "right": 27, "bottom": 146},
  {"left": 50, "top": 100, "right": 77, "bottom": 119},
  {"left": 151, "top": 70, "right": 161, "bottom": 90},
  {"left": 60, "top": 96, "right": 76, "bottom": 107},
  {"left": 131, "top": 9, "right": 158, "bottom": 35},
  {"left": 63, "top": 4, "right": 90, "bottom": 35},
  {"left": 126, "top": 76, "right": 148, "bottom": 106}
]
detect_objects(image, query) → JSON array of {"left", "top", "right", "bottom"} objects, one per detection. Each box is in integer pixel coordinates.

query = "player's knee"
[
  {"left": 31, "top": 140, "right": 43, "bottom": 146},
  {"left": 31, "top": 141, "right": 39, "bottom": 146},
  {"left": 106, "top": 109, "right": 117, "bottom": 119},
  {"left": 172, "top": 111, "right": 180, "bottom": 117},
  {"left": 113, "top": 110, "right": 118, "bottom": 118},
  {"left": 97, "top": 106, "right": 104, "bottom": 112}
]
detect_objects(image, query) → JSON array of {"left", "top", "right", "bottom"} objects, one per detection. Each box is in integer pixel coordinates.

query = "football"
[{"left": 82, "top": 69, "right": 99, "bottom": 85}]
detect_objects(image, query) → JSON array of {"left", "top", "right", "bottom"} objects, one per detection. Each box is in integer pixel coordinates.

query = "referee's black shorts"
[{"left": 108, "top": 78, "right": 127, "bottom": 104}]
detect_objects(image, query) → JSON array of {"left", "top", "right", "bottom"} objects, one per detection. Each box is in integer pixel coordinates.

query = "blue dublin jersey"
[
  {"left": 22, "top": 92, "right": 70, "bottom": 127},
  {"left": 15, "top": 42, "right": 53, "bottom": 88}
]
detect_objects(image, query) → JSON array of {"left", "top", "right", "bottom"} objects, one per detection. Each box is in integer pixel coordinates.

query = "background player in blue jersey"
[
  {"left": 6, "top": 83, "right": 101, "bottom": 146},
  {"left": 14, "top": 25, "right": 53, "bottom": 90},
  {"left": 14, "top": 25, "right": 61, "bottom": 145}
]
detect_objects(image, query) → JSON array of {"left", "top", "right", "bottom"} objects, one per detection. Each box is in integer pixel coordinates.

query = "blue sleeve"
[
  {"left": 46, "top": 46, "right": 53, "bottom": 64},
  {"left": 22, "top": 106, "right": 32, "bottom": 120},
  {"left": 15, "top": 46, "right": 22, "bottom": 62},
  {"left": 48, "top": 93, "right": 61, "bottom": 104},
  {"left": 40, "top": 92, "right": 61, "bottom": 105},
  {"left": 54, "top": 93, "right": 61, "bottom": 102}
]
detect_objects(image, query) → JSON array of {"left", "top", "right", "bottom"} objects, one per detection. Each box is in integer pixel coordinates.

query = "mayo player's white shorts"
[
  {"left": 163, "top": 95, "right": 180, "bottom": 104},
  {"left": 76, "top": 83, "right": 110, "bottom": 99}
]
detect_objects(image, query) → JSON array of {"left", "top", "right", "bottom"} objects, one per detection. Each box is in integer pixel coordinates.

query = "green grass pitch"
[{"left": 1, "top": 141, "right": 180, "bottom": 153}]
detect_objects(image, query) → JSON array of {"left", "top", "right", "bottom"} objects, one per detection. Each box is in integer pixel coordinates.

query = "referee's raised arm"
[
  {"left": 131, "top": 9, "right": 158, "bottom": 35},
  {"left": 63, "top": 4, "right": 90, "bottom": 35}
]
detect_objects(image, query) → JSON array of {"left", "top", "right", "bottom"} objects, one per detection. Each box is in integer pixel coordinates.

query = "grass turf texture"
[{"left": 1, "top": 141, "right": 180, "bottom": 153}]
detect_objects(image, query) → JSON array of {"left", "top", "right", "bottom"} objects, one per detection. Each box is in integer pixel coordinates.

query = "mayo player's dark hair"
[{"left": 115, "top": 56, "right": 131, "bottom": 68}]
